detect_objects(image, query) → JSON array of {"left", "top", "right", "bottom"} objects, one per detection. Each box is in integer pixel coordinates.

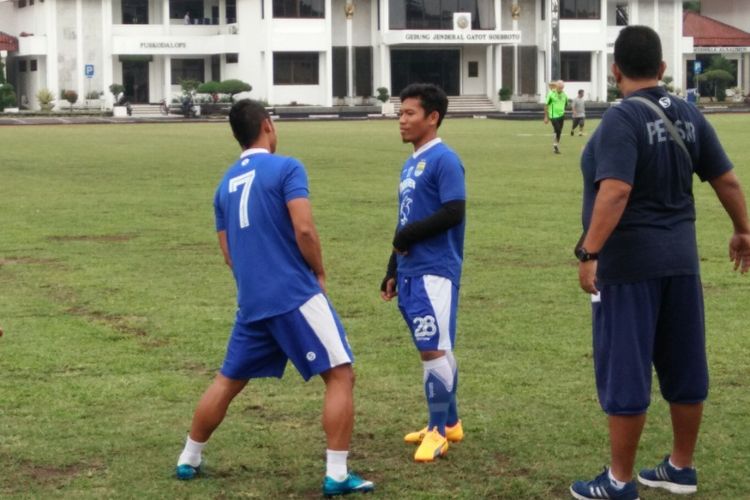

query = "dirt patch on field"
[
  {"left": 47, "top": 234, "right": 136, "bottom": 243},
  {"left": 15, "top": 458, "right": 106, "bottom": 488},
  {"left": 0, "top": 257, "right": 59, "bottom": 266},
  {"left": 66, "top": 306, "right": 148, "bottom": 337}
]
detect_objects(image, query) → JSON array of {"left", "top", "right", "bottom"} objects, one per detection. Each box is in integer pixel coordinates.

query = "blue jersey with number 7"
[{"left": 213, "top": 149, "right": 321, "bottom": 322}]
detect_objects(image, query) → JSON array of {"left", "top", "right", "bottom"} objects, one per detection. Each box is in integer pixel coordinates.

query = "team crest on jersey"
[
  {"left": 659, "top": 96, "right": 671, "bottom": 109},
  {"left": 415, "top": 160, "right": 427, "bottom": 177},
  {"left": 241, "top": 159, "right": 250, "bottom": 166}
]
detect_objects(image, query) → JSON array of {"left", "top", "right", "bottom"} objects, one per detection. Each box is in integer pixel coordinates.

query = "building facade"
[{"left": 0, "top": 0, "right": 689, "bottom": 109}]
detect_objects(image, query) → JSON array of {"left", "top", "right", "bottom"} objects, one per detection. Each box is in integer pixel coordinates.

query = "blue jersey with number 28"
[
  {"left": 396, "top": 139, "right": 466, "bottom": 285},
  {"left": 214, "top": 149, "right": 321, "bottom": 322}
]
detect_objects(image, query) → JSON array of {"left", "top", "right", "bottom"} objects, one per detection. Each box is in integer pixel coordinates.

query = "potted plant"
[
  {"left": 36, "top": 88, "right": 55, "bottom": 112},
  {"left": 498, "top": 87, "right": 513, "bottom": 112},
  {"left": 109, "top": 83, "right": 129, "bottom": 116},
  {"left": 377, "top": 87, "right": 394, "bottom": 115},
  {"left": 62, "top": 89, "right": 78, "bottom": 113}
]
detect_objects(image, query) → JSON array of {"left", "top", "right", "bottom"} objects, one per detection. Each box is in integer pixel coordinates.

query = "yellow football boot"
[
  {"left": 413, "top": 427, "right": 449, "bottom": 462},
  {"left": 404, "top": 420, "right": 464, "bottom": 444}
]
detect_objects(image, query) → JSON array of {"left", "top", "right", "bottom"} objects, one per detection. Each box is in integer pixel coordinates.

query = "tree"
[
  {"left": 696, "top": 55, "right": 736, "bottom": 101},
  {"left": 217, "top": 79, "right": 252, "bottom": 96},
  {"left": 683, "top": 1, "right": 700, "bottom": 13},
  {"left": 0, "top": 60, "right": 17, "bottom": 111}
]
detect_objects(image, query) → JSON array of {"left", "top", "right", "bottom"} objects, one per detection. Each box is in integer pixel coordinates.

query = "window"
[
  {"left": 468, "top": 61, "right": 478, "bottom": 78},
  {"left": 560, "top": 0, "right": 600, "bottom": 19},
  {"left": 615, "top": 3, "right": 628, "bottom": 26},
  {"left": 19, "top": 60, "right": 27, "bottom": 72},
  {"left": 226, "top": 53, "right": 239, "bottom": 63},
  {"left": 18, "top": 0, "right": 26, "bottom": 7},
  {"left": 273, "top": 0, "right": 324, "bottom": 18},
  {"left": 332, "top": 47, "right": 347, "bottom": 97},
  {"left": 273, "top": 52, "right": 319, "bottom": 85},
  {"left": 170, "top": 0, "right": 204, "bottom": 20},
  {"left": 561, "top": 52, "right": 591, "bottom": 81},
  {"left": 30, "top": 60, "right": 37, "bottom": 71},
  {"left": 122, "top": 0, "right": 149, "bottom": 23},
  {"left": 226, "top": 0, "right": 236, "bottom": 22},
  {"left": 171, "top": 59, "right": 205, "bottom": 84},
  {"left": 355, "top": 46, "right": 373, "bottom": 96},
  {"left": 541, "top": 0, "right": 545, "bottom": 20},
  {"left": 390, "top": 0, "right": 495, "bottom": 30}
]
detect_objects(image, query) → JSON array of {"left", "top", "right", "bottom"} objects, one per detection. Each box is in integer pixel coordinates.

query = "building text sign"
[
  {"left": 382, "top": 30, "right": 521, "bottom": 45},
  {"left": 694, "top": 46, "right": 750, "bottom": 54}
]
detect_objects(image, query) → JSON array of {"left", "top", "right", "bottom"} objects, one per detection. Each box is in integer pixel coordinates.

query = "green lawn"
[{"left": 1, "top": 115, "right": 748, "bottom": 499}]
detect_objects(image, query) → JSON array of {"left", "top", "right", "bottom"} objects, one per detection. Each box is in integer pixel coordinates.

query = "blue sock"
[
  {"left": 446, "top": 351, "right": 459, "bottom": 427},
  {"left": 423, "top": 356, "right": 454, "bottom": 436}
]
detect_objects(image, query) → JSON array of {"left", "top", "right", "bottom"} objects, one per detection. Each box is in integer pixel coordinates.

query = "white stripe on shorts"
[
  {"left": 422, "top": 275, "right": 453, "bottom": 351},
  {"left": 299, "top": 293, "right": 352, "bottom": 368}
]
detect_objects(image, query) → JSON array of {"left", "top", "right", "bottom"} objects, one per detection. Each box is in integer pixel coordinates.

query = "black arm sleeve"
[
  {"left": 380, "top": 251, "right": 398, "bottom": 292},
  {"left": 392, "top": 200, "right": 465, "bottom": 252}
]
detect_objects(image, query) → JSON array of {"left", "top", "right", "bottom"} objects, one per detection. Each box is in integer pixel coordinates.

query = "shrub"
[
  {"left": 197, "top": 81, "right": 221, "bottom": 95},
  {"left": 498, "top": 88, "right": 512, "bottom": 101},
  {"left": 218, "top": 79, "right": 252, "bottom": 95},
  {"left": 86, "top": 90, "right": 103, "bottom": 99},
  {"left": 63, "top": 89, "right": 78, "bottom": 105},
  {"left": 109, "top": 83, "right": 125, "bottom": 99},
  {"left": 37, "top": 88, "right": 55, "bottom": 111},
  {"left": 180, "top": 79, "right": 201, "bottom": 94},
  {"left": 0, "top": 84, "right": 16, "bottom": 111},
  {"left": 376, "top": 87, "right": 390, "bottom": 103}
]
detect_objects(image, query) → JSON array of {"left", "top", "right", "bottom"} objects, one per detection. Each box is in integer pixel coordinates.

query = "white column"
[
  {"left": 744, "top": 53, "right": 750, "bottom": 95},
  {"left": 45, "top": 0, "right": 59, "bottom": 100},
  {"left": 600, "top": 49, "right": 607, "bottom": 102},
  {"left": 495, "top": 43, "right": 502, "bottom": 100},
  {"left": 76, "top": 0, "right": 84, "bottom": 103},
  {"left": 485, "top": 45, "right": 493, "bottom": 99},
  {"left": 380, "top": 43, "right": 389, "bottom": 91},
  {"left": 164, "top": 56, "right": 172, "bottom": 103},
  {"left": 672, "top": 0, "right": 682, "bottom": 94},
  {"left": 101, "top": 0, "right": 114, "bottom": 108},
  {"left": 219, "top": 0, "right": 226, "bottom": 25},
  {"left": 324, "top": 0, "right": 333, "bottom": 106},
  {"left": 512, "top": 0, "right": 518, "bottom": 94},
  {"left": 163, "top": 0, "right": 170, "bottom": 33},
  {"left": 346, "top": 1, "right": 354, "bottom": 104}
]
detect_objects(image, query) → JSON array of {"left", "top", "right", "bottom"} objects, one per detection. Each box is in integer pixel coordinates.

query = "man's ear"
[
  {"left": 612, "top": 63, "right": 622, "bottom": 84},
  {"left": 657, "top": 61, "right": 667, "bottom": 81}
]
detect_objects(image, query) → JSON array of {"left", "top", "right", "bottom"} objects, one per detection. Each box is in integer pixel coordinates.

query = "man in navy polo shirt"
[{"left": 570, "top": 26, "right": 750, "bottom": 500}]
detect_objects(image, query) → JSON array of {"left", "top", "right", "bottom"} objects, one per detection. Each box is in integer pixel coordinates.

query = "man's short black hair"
[
  {"left": 614, "top": 25, "right": 663, "bottom": 80},
  {"left": 399, "top": 83, "right": 449, "bottom": 127},
  {"left": 229, "top": 99, "right": 270, "bottom": 148}
]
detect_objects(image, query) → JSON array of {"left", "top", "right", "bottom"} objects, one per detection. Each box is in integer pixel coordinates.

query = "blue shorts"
[
  {"left": 397, "top": 274, "right": 458, "bottom": 351},
  {"left": 221, "top": 293, "right": 354, "bottom": 381},
  {"left": 592, "top": 275, "right": 708, "bottom": 415}
]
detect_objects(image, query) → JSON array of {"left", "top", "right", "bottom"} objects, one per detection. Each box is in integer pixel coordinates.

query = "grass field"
[{"left": 1, "top": 115, "right": 749, "bottom": 499}]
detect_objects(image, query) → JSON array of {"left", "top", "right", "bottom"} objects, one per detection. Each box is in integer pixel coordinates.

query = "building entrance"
[
  {"left": 122, "top": 60, "right": 149, "bottom": 103},
  {"left": 391, "top": 49, "right": 460, "bottom": 95}
]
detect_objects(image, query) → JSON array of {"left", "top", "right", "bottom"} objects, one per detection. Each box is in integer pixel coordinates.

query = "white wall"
[
  {"left": 701, "top": 0, "right": 750, "bottom": 33},
  {"left": 462, "top": 44, "right": 486, "bottom": 94}
]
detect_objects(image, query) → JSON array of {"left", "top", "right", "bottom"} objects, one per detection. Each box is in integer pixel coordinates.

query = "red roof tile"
[
  {"left": 0, "top": 31, "right": 19, "bottom": 52},
  {"left": 684, "top": 11, "right": 750, "bottom": 47}
]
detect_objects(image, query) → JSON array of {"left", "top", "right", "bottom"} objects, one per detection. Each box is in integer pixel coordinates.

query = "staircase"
[
  {"left": 391, "top": 95, "right": 498, "bottom": 115},
  {"left": 129, "top": 104, "right": 164, "bottom": 117}
]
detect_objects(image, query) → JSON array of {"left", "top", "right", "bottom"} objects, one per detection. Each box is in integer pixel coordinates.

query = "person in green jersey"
[{"left": 544, "top": 80, "right": 569, "bottom": 154}]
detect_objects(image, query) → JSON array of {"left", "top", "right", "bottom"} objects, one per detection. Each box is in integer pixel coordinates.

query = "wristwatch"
[{"left": 575, "top": 246, "right": 599, "bottom": 262}]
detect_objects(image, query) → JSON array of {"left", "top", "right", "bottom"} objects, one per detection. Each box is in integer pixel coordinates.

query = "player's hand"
[
  {"left": 578, "top": 260, "right": 599, "bottom": 294},
  {"left": 380, "top": 277, "right": 397, "bottom": 301},
  {"left": 729, "top": 232, "right": 750, "bottom": 274},
  {"left": 317, "top": 274, "right": 327, "bottom": 295},
  {"left": 544, "top": 117, "right": 549, "bottom": 125}
]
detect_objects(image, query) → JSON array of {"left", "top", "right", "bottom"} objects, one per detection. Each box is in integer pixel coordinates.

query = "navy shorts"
[
  {"left": 592, "top": 275, "right": 708, "bottom": 415},
  {"left": 221, "top": 293, "right": 354, "bottom": 381},
  {"left": 397, "top": 274, "right": 458, "bottom": 351}
]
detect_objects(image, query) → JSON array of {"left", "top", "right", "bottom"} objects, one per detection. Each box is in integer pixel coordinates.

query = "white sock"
[
  {"left": 607, "top": 468, "right": 627, "bottom": 489},
  {"left": 177, "top": 436, "right": 206, "bottom": 467},
  {"left": 422, "top": 356, "right": 454, "bottom": 392},
  {"left": 668, "top": 457, "right": 686, "bottom": 470},
  {"left": 326, "top": 449, "right": 348, "bottom": 481}
]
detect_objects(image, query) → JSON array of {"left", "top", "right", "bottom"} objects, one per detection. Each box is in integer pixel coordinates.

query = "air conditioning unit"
[{"left": 453, "top": 12, "right": 471, "bottom": 31}]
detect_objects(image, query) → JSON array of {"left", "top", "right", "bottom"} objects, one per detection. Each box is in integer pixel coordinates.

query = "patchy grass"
[{"left": 1, "top": 115, "right": 748, "bottom": 498}]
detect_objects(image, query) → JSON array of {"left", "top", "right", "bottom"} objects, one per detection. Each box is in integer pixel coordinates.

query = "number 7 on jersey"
[{"left": 229, "top": 171, "right": 256, "bottom": 229}]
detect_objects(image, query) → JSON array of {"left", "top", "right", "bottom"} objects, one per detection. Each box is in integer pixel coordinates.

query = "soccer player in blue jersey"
[
  {"left": 175, "top": 100, "right": 373, "bottom": 497},
  {"left": 570, "top": 26, "right": 750, "bottom": 500},
  {"left": 380, "top": 83, "right": 466, "bottom": 462}
]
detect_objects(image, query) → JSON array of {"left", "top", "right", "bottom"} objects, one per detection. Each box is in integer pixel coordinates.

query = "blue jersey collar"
[
  {"left": 241, "top": 148, "right": 270, "bottom": 158},
  {"left": 412, "top": 138, "right": 442, "bottom": 159}
]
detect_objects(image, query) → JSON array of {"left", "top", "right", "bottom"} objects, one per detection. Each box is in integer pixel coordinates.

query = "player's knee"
[{"left": 323, "top": 363, "right": 355, "bottom": 388}]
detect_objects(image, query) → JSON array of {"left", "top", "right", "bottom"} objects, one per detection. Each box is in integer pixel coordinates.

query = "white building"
[{"left": 0, "top": 0, "right": 689, "bottom": 109}]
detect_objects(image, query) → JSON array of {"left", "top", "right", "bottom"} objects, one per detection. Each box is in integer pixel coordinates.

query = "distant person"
[
  {"left": 380, "top": 83, "right": 466, "bottom": 463},
  {"left": 184, "top": 12, "right": 191, "bottom": 24},
  {"left": 570, "top": 25, "right": 750, "bottom": 500},
  {"left": 544, "top": 80, "right": 569, "bottom": 154},
  {"left": 571, "top": 89, "right": 586, "bottom": 137},
  {"left": 175, "top": 100, "right": 374, "bottom": 497}
]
